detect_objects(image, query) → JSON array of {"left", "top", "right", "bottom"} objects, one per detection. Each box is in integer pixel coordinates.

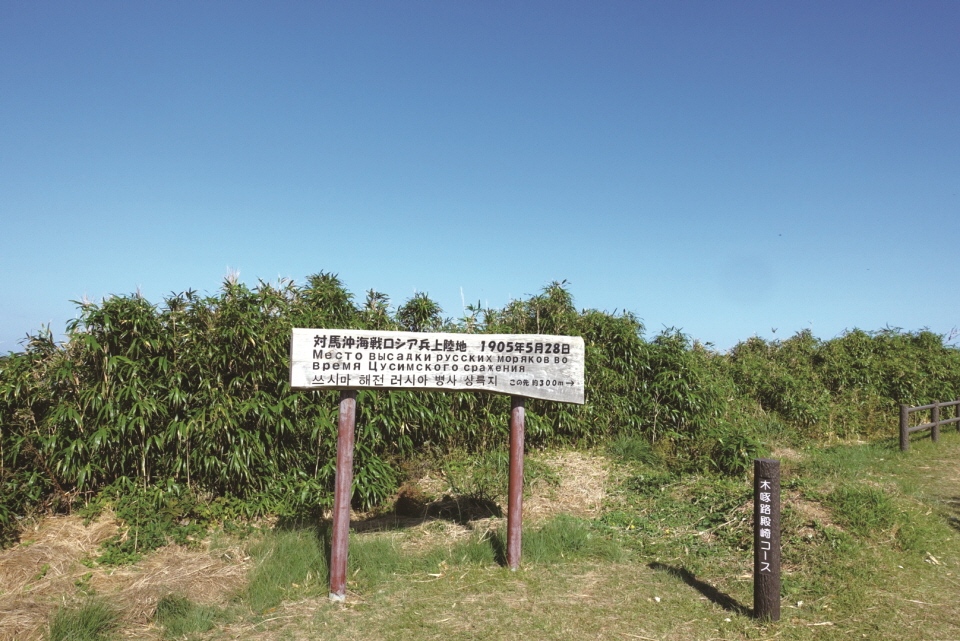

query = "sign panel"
[{"left": 290, "top": 328, "right": 585, "bottom": 404}]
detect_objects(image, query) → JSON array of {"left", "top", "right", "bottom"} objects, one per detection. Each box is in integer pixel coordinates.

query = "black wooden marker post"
[{"left": 754, "top": 458, "right": 781, "bottom": 621}]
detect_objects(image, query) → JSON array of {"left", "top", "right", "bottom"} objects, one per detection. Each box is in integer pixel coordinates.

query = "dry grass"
[
  {"left": 0, "top": 512, "right": 118, "bottom": 593},
  {"left": 0, "top": 449, "right": 609, "bottom": 641},
  {"left": 785, "top": 490, "right": 841, "bottom": 536},
  {"left": 770, "top": 446, "right": 803, "bottom": 462},
  {"left": 0, "top": 513, "right": 247, "bottom": 641},
  {"left": 339, "top": 450, "right": 610, "bottom": 554},
  {"left": 523, "top": 450, "right": 608, "bottom": 521},
  {"left": 0, "top": 513, "right": 118, "bottom": 640}
]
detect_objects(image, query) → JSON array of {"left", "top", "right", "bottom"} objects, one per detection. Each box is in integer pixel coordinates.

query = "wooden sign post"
[
  {"left": 290, "top": 329, "right": 586, "bottom": 600},
  {"left": 329, "top": 390, "right": 357, "bottom": 601},
  {"left": 753, "top": 458, "right": 781, "bottom": 621},
  {"left": 507, "top": 396, "right": 525, "bottom": 570}
]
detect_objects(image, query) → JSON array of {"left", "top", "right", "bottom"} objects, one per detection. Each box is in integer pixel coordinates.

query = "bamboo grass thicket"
[{"left": 1, "top": 273, "right": 959, "bottom": 534}]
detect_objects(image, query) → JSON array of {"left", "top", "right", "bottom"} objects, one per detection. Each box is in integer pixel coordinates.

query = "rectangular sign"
[{"left": 290, "top": 328, "right": 585, "bottom": 404}]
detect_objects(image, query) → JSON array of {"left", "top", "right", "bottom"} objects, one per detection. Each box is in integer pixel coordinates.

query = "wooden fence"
[{"left": 899, "top": 399, "right": 960, "bottom": 451}]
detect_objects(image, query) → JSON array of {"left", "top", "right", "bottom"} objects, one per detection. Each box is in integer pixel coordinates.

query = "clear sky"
[{"left": 2, "top": 1, "right": 958, "bottom": 352}]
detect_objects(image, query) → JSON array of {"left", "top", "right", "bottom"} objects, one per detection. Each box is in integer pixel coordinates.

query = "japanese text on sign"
[
  {"left": 290, "top": 329, "right": 585, "bottom": 404},
  {"left": 758, "top": 479, "right": 773, "bottom": 573}
]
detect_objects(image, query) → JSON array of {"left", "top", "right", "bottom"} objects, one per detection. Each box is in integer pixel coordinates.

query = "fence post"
[
  {"left": 932, "top": 402, "right": 941, "bottom": 442},
  {"left": 900, "top": 404, "right": 910, "bottom": 452}
]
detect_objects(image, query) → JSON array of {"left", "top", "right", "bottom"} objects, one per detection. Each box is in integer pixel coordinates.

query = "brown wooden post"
[
  {"left": 507, "top": 396, "right": 525, "bottom": 570},
  {"left": 932, "top": 402, "right": 941, "bottom": 442},
  {"left": 329, "top": 390, "right": 357, "bottom": 601},
  {"left": 754, "top": 458, "right": 781, "bottom": 622},
  {"left": 900, "top": 404, "right": 910, "bottom": 452}
]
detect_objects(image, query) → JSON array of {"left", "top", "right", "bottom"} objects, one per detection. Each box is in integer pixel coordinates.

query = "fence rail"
[{"left": 900, "top": 399, "right": 960, "bottom": 451}]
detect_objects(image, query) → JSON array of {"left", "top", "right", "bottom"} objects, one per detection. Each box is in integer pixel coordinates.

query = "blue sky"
[{"left": 2, "top": 1, "right": 958, "bottom": 352}]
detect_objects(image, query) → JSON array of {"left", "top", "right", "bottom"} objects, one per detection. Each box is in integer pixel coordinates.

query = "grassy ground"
[
  {"left": 2, "top": 432, "right": 960, "bottom": 640},
  {"left": 233, "top": 433, "right": 960, "bottom": 641}
]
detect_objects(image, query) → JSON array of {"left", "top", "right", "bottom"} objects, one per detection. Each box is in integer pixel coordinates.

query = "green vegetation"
[
  {"left": 826, "top": 484, "right": 898, "bottom": 538},
  {"left": 442, "top": 448, "right": 560, "bottom": 503},
  {"left": 34, "top": 432, "right": 949, "bottom": 640},
  {"left": 518, "top": 513, "right": 625, "bottom": 564},
  {"left": 48, "top": 599, "right": 119, "bottom": 641},
  {"left": 153, "top": 594, "right": 224, "bottom": 639},
  {"left": 77, "top": 478, "right": 212, "bottom": 564},
  {"left": 236, "top": 434, "right": 956, "bottom": 640},
  {"left": 237, "top": 511, "right": 627, "bottom": 621},
  {"left": 2, "top": 274, "right": 957, "bottom": 546},
  {"left": 246, "top": 528, "right": 329, "bottom": 612},
  {"left": 1, "top": 272, "right": 959, "bottom": 636}
]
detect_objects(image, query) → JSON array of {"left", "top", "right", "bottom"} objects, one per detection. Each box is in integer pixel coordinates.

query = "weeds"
[
  {"left": 826, "top": 484, "right": 898, "bottom": 538},
  {"left": 246, "top": 528, "right": 329, "bottom": 612},
  {"left": 607, "top": 435, "right": 660, "bottom": 466},
  {"left": 516, "top": 514, "right": 624, "bottom": 563},
  {"left": 84, "top": 481, "right": 207, "bottom": 564},
  {"left": 153, "top": 593, "right": 222, "bottom": 638},
  {"left": 443, "top": 449, "right": 560, "bottom": 503},
  {"left": 48, "top": 599, "right": 119, "bottom": 641}
]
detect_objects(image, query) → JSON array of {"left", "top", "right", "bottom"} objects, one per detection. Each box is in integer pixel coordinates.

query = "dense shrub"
[
  {"left": 726, "top": 328, "right": 960, "bottom": 439},
  {"left": 2, "top": 274, "right": 959, "bottom": 539}
]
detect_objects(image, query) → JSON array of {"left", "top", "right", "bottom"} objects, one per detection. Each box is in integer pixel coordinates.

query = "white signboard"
[{"left": 290, "top": 328, "right": 585, "bottom": 404}]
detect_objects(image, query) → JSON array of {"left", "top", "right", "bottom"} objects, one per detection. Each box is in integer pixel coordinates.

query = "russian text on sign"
[{"left": 290, "top": 329, "right": 585, "bottom": 404}]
